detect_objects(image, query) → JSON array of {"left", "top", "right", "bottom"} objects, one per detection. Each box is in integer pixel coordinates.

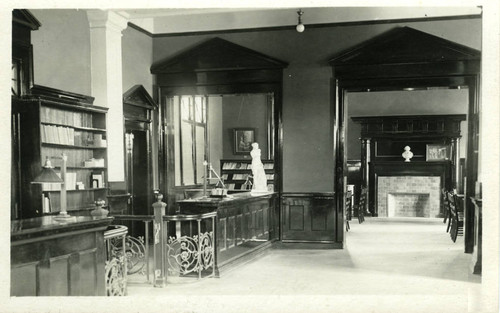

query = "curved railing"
[{"left": 104, "top": 225, "right": 128, "bottom": 296}]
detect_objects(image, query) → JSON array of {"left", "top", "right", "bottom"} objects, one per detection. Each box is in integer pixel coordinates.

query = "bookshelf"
[
  {"left": 220, "top": 159, "right": 274, "bottom": 193},
  {"left": 12, "top": 85, "right": 109, "bottom": 218}
]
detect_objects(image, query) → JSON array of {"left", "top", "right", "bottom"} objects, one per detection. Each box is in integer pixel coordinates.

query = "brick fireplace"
[
  {"left": 378, "top": 176, "right": 440, "bottom": 217},
  {"left": 368, "top": 161, "right": 451, "bottom": 217}
]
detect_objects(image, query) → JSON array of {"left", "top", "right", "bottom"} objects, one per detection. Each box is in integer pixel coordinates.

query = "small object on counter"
[{"left": 210, "top": 188, "right": 227, "bottom": 198}]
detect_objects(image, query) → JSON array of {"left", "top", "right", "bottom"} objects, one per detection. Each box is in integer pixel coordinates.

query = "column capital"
[{"left": 87, "top": 10, "right": 128, "bottom": 33}]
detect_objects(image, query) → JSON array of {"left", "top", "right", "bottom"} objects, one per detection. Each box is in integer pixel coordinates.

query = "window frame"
[{"left": 176, "top": 95, "right": 209, "bottom": 187}]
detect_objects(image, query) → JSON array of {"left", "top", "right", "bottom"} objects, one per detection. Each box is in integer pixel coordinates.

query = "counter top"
[
  {"left": 177, "top": 191, "right": 277, "bottom": 214},
  {"left": 11, "top": 215, "right": 113, "bottom": 243},
  {"left": 179, "top": 191, "right": 276, "bottom": 204}
]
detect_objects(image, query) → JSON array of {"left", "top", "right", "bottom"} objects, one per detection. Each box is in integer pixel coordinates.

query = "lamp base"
[{"left": 53, "top": 211, "right": 76, "bottom": 222}]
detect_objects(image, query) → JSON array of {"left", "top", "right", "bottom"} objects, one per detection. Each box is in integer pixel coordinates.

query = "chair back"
[
  {"left": 357, "top": 187, "right": 367, "bottom": 224},
  {"left": 345, "top": 190, "right": 352, "bottom": 221}
]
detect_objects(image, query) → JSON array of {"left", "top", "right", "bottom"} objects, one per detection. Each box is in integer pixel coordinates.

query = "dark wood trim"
[
  {"left": 332, "top": 27, "right": 480, "bottom": 252},
  {"left": 138, "top": 14, "right": 481, "bottom": 38},
  {"left": 127, "top": 21, "right": 153, "bottom": 37}
]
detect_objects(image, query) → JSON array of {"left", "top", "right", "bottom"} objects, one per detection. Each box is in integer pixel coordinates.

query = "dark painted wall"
[
  {"left": 222, "top": 94, "right": 268, "bottom": 160},
  {"left": 153, "top": 18, "right": 480, "bottom": 192},
  {"left": 29, "top": 10, "right": 481, "bottom": 193},
  {"left": 31, "top": 9, "right": 92, "bottom": 95},
  {"left": 122, "top": 26, "right": 153, "bottom": 96}
]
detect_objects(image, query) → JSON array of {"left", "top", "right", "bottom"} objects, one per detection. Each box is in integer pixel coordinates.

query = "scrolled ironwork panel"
[
  {"left": 199, "top": 232, "right": 214, "bottom": 270},
  {"left": 165, "top": 231, "right": 214, "bottom": 277},
  {"left": 166, "top": 235, "right": 200, "bottom": 276},
  {"left": 111, "top": 235, "right": 147, "bottom": 275},
  {"left": 105, "top": 256, "right": 127, "bottom": 296}
]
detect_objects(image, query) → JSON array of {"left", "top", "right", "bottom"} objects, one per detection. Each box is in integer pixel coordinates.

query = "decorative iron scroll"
[
  {"left": 166, "top": 231, "right": 214, "bottom": 277},
  {"left": 104, "top": 225, "right": 128, "bottom": 296},
  {"left": 105, "top": 256, "right": 127, "bottom": 296},
  {"left": 110, "top": 235, "right": 147, "bottom": 275}
]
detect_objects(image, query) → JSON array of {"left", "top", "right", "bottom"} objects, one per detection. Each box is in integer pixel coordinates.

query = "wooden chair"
[
  {"left": 442, "top": 188, "right": 452, "bottom": 233},
  {"left": 345, "top": 191, "right": 352, "bottom": 231},
  {"left": 357, "top": 187, "right": 366, "bottom": 224},
  {"left": 446, "top": 191, "right": 464, "bottom": 242}
]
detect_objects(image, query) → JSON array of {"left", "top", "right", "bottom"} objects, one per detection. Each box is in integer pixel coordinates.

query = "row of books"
[
  {"left": 42, "top": 147, "right": 104, "bottom": 168},
  {"left": 41, "top": 172, "right": 77, "bottom": 191},
  {"left": 41, "top": 171, "right": 105, "bottom": 191},
  {"left": 222, "top": 162, "right": 274, "bottom": 170},
  {"left": 41, "top": 106, "right": 95, "bottom": 128},
  {"left": 41, "top": 125, "right": 107, "bottom": 147}
]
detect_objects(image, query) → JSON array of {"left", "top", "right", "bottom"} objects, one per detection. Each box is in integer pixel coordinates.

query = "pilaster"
[{"left": 87, "top": 10, "right": 128, "bottom": 182}]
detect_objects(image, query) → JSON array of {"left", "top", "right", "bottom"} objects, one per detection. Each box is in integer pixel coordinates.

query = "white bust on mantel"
[{"left": 402, "top": 146, "right": 414, "bottom": 162}]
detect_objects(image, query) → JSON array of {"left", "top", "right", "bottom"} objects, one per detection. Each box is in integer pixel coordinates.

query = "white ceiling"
[{"left": 116, "top": 7, "right": 482, "bottom": 34}]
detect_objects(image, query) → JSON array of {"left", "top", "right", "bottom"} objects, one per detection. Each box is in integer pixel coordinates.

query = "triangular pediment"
[
  {"left": 12, "top": 9, "right": 41, "bottom": 30},
  {"left": 329, "top": 27, "right": 480, "bottom": 66},
  {"left": 123, "top": 85, "right": 156, "bottom": 109},
  {"left": 151, "top": 37, "right": 288, "bottom": 74}
]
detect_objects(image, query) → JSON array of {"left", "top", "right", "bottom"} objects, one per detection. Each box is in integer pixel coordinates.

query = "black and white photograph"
[{"left": 2, "top": 1, "right": 499, "bottom": 313}]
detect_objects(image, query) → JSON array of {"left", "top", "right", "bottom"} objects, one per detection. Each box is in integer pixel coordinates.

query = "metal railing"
[
  {"left": 163, "top": 212, "right": 217, "bottom": 280},
  {"left": 111, "top": 215, "right": 154, "bottom": 284},
  {"left": 108, "top": 193, "right": 217, "bottom": 288},
  {"left": 104, "top": 225, "right": 128, "bottom": 296}
]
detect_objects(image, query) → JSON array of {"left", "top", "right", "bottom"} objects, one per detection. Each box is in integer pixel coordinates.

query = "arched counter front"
[{"left": 176, "top": 191, "right": 279, "bottom": 276}]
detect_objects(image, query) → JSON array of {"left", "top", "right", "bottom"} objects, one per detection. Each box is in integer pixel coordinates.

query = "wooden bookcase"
[
  {"left": 220, "top": 159, "right": 274, "bottom": 193},
  {"left": 12, "top": 85, "right": 108, "bottom": 218}
]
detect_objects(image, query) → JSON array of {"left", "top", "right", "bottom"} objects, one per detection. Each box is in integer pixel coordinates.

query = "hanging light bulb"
[{"left": 296, "top": 9, "right": 305, "bottom": 33}]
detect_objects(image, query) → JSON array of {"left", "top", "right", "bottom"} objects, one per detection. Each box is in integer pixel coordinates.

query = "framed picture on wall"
[
  {"left": 426, "top": 144, "right": 450, "bottom": 161},
  {"left": 233, "top": 128, "right": 255, "bottom": 154}
]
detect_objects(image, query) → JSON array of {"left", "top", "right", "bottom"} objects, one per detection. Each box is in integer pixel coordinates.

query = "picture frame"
[
  {"left": 233, "top": 128, "right": 255, "bottom": 154},
  {"left": 426, "top": 144, "right": 450, "bottom": 161}
]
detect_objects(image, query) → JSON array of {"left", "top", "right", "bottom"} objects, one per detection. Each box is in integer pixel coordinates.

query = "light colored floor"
[{"left": 126, "top": 217, "right": 482, "bottom": 313}]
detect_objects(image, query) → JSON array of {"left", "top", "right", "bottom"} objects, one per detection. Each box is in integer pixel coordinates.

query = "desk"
[
  {"left": 11, "top": 215, "right": 113, "bottom": 296},
  {"left": 177, "top": 192, "right": 278, "bottom": 276}
]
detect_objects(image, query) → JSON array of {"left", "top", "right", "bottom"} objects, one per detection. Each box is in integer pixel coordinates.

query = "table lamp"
[{"left": 32, "top": 153, "right": 74, "bottom": 220}]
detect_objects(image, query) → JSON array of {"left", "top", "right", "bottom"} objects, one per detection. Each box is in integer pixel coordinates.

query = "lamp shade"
[{"left": 31, "top": 157, "right": 63, "bottom": 184}]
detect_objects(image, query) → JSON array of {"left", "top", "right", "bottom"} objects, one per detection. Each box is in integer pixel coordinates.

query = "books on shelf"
[
  {"left": 221, "top": 161, "right": 273, "bottom": 170},
  {"left": 41, "top": 171, "right": 77, "bottom": 191},
  {"left": 84, "top": 158, "right": 105, "bottom": 168},
  {"left": 221, "top": 159, "right": 275, "bottom": 192},
  {"left": 41, "top": 124, "right": 106, "bottom": 147},
  {"left": 41, "top": 106, "right": 94, "bottom": 128}
]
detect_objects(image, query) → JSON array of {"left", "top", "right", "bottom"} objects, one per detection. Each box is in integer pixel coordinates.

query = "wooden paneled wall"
[{"left": 281, "top": 193, "right": 341, "bottom": 247}]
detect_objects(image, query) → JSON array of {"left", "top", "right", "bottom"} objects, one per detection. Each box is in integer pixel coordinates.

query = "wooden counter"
[
  {"left": 11, "top": 215, "right": 113, "bottom": 296},
  {"left": 177, "top": 192, "right": 278, "bottom": 276}
]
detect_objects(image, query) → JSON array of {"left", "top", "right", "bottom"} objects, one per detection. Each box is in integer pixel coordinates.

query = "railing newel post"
[{"left": 153, "top": 191, "right": 167, "bottom": 287}]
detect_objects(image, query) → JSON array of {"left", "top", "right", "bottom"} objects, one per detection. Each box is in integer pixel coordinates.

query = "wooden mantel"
[
  {"left": 352, "top": 114, "right": 466, "bottom": 216},
  {"left": 351, "top": 114, "right": 467, "bottom": 139}
]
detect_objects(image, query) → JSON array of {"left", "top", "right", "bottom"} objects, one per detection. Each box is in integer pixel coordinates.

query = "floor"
[{"left": 126, "top": 217, "right": 482, "bottom": 313}]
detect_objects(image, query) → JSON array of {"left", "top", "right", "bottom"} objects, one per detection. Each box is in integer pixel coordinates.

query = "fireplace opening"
[
  {"left": 387, "top": 193, "right": 430, "bottom": 217},
  {"left": 377, "top": 176, "right": 441, "bottom": 217}
]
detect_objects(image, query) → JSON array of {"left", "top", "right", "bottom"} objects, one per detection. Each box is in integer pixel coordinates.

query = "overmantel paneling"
[{"left": 351, "top": 114, "right": 467, "bottom": 139}]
